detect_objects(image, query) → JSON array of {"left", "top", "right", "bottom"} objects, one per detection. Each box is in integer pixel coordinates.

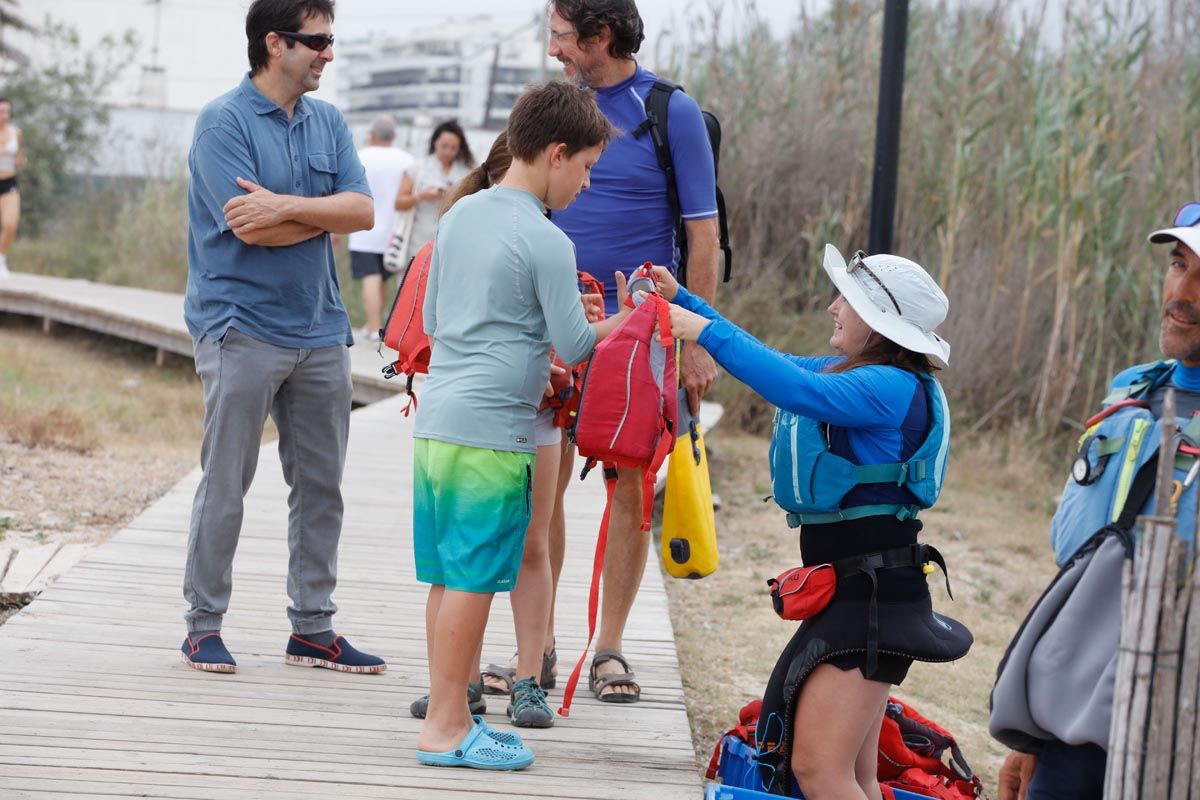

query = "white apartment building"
[{"left": 338, "top": 15, "right": 553, "bottom": 130}]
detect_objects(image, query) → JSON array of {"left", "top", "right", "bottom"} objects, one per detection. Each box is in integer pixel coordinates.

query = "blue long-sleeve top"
[{"left": 677, "top": 288, "right": 929, "bottom": 507}]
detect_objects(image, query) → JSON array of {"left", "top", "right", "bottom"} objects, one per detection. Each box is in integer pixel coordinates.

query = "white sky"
[
  {"left": 16, "top": 0, "right": 803, "bottom": 110},
  {"left": 11, "top": 0, "right": 1166, "bottom": 111}
]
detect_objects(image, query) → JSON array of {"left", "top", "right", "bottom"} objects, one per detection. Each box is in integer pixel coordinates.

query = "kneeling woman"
[{"left": 654, "top": 246, "right": 971, "bottom": 799}]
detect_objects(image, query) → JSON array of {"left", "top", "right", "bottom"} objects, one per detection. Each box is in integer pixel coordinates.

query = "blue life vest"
[
  {"left": 1049, "top": 360, "right": 1199, "bottom": 565},
  {"left": 768, "top": 371, "right": 951, "bottom": 527}
]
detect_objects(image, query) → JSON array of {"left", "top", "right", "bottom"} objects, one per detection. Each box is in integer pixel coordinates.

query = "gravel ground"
[
  {"left": 0, "top": 439, "right": 191, "bottom": 551},
  {"left": 0, "top": 439, "right": 193, "bottom": 622}
]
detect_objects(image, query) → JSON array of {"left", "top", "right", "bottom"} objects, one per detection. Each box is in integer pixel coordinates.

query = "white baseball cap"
[
  {"left": 822, "top": 244, "right": 951, "bottom": 368},
  {"left": 1148, "top": 201, "right": 1200, "bottom": 255}
]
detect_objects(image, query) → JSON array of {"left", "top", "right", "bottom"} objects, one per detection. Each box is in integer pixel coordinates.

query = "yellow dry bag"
[{"left": 661, "top": 417, "right": 718, "bottom": 579}]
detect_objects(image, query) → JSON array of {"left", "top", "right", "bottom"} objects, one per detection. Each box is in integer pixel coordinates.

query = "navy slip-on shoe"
[
  {"left": 181, "top": 633, "right": 237, "bottom": 674},
  {"left": 285, "top": 634, "right": 386, "bottom": 674}
]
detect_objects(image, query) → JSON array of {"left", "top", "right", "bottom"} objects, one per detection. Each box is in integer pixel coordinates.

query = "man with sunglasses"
[
  {"left": 992, "top": 204, "right": 1200, "bottom": 799},
  {"left": 537, "top": 0, "right": 720, "bottom": 706},
  {"left": 181, "top": 0, "right": 384, "bottom": 675}
]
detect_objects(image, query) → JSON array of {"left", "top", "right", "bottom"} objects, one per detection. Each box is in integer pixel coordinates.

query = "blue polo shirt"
[
  {"left": 551, "top": 65, "right": 717, "bottom": 314},
  {"left": 185, "top": 73, "right": 370, "bottom": 348}
]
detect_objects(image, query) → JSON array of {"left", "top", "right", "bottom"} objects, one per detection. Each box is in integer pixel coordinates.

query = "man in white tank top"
[{"left": 348, "top": 116, "right": 413, "bottom": 340}]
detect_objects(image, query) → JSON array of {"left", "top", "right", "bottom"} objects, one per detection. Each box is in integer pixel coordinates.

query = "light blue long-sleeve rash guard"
[{"left": 676, "top": 287, "right": 925, "bottom": 470}]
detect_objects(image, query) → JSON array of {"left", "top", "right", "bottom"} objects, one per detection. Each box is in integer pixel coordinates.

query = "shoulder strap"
[
  {"left": 634, "top": 79, "right": 733, "bottom": 285},
  {"left": 634, "top": 79, "right": 682, "bottom": 223},
  {"left": 1115, "top": 450, "right": 1160, "bottom": 532},
  {"left": 1103, "top": 360, "right": 1176, "bottom": 405},
  {"left": 633, "top": 80, "right": 687, "bottom": 281}
]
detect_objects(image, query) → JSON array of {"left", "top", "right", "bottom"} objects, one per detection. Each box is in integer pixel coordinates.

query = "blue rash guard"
[
  {"left": 1110, "top": 360, "right": 1200, "bottom": 394},
  {"left": 676, "top": 287, "right": 929, "bottom": 509},
  {"left": 551, "top": 66, "right": 717, "bottom": 315}
]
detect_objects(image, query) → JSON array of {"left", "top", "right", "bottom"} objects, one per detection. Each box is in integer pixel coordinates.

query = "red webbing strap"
[
  {"left": 705, "top": 723, "right": 757, "bottom": 779},
  {"left": 638, "top": 415, "right": 676, "bottom": 531},
  {"left": 706, "top": 734, "right": 726, "bottom": 780},
  {"left": 578, "top": 270, "right": 606, "bottom": 309},
  {"left": 652, "top": 294, "right": 673, "bottom": 348},
  {"left": 558, "top": 467, "right": 619, "bottom": 717},
  {"left": 401, "top": 375, "right": 418, "bottom": 417},
  {"left": 637, "top": 294, "right": 675, "bottom": 529}
]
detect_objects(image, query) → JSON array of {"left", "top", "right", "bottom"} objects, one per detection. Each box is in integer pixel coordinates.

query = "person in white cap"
[
  {"left": 992, "top": 204, "right": 1200, "bottom": 800},
  {"left": 652, "top": 247, "right": 972, "bottom": 799}
]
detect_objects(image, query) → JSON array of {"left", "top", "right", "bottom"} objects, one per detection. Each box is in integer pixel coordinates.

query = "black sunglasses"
[{"left": 274, "top": 31, "right": 334, "bottom": 51}]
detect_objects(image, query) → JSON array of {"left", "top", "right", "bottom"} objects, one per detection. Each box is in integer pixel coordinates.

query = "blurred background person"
[
  {"left": 394, "top": 120, "right": 474, "bottom": 253},
  {"left": 348, "top": 115, "right": 412, "bottom": 341},
  {"left": 0, "top": 97, "right": 26, "bottom": 278}
]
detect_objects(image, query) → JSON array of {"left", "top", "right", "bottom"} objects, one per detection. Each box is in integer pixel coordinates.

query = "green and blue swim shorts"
[{"left": 413, "top": 438, "right": 534, "bottom": 593}]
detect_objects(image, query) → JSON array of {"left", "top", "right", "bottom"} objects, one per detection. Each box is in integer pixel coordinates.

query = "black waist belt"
[{"left": 831, "top": 543, "right": 953, "bottom": 676}]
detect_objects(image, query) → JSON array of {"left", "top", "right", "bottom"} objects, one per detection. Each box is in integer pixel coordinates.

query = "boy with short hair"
[{"left": 411, "top": 81, "right": 627, "bottom": 770}]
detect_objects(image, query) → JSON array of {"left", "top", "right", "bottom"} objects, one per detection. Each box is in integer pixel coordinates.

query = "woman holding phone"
[{"left": 395, "top": 120, "right": 475, "bottom": 252}]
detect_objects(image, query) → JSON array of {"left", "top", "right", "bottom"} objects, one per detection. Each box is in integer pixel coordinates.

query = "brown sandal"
[
  {"left": 588, "top": 649, "right": 641, "bottom": 703},
  {"left": 482, "top": 648, "right": 558, "bottom": 694},
  {"left": 480, "top": 657, "right": 516, "bottom": 695},
  {"left": 540, "top": 647, "right": 558, "bottom": 690}
]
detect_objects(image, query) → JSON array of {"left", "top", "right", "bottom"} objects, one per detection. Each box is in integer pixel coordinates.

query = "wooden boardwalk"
[
  {"left": 0, "top": 273, "right": 704, "bottom": 799},
  {"left": 0, "top": 272, "right": 400, "bottom": 403}
]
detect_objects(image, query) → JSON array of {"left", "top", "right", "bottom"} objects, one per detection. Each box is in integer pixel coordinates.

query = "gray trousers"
[{"left": 184, "top": 327, "right": 352, "bottom": 634}]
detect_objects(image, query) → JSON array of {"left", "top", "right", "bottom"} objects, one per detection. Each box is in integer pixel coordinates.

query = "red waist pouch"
[{"left": 767, "top": 564, "right": 837, "bottom": 621}]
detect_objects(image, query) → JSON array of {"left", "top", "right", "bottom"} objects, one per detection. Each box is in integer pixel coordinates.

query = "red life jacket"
[
  {"left": 878, "top": 697, "right": 986, "bottom": 799},
  {"left": 380, "top": 240, "right": 435, "bottom": 416},
  {"left": 539, "top": 272, "right": 605, "bottom": 428},
  {"left": 558, "top": 277, "right": 678, "bottom": 717}
]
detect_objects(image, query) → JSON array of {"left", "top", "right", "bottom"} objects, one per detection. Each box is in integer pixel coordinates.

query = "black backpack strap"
[
  {"left": 1114, "top": 450, "right": 1161, "bottom": 532},
  {"left": 634, "top": 79, "right": 688, "bottom": 284},
  {"left": 635, "top": 78, "right": 733, "bottom": 286},
  {"left": 715, "top": 184, "right": 732, "bottom": 282}
]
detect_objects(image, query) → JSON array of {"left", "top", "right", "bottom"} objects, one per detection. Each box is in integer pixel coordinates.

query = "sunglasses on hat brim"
[
  {"left": 845, "top": 249, "right": 903, "bottom": 316},
  {"left": 274, "top": 31, "right": 334, "bottom": 51},
  {"left": 1173, "top": 202, "right": 1200, "bottom": 228}
]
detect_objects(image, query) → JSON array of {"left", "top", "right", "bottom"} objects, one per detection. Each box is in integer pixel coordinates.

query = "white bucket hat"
[{"left": 822, "top": 243, "right": 951, "bottom": 368}]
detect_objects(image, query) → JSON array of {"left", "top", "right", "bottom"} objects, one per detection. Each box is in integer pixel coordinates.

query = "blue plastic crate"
[{"left": 704, "top": 781, "right": 933, "bottom": 800}]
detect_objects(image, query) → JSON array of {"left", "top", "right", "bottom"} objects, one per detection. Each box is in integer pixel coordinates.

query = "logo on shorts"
[{"left": 515, "top": 436, "right": 528, "bottom": 444}]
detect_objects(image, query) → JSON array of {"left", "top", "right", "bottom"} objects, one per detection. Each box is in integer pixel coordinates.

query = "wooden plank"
[
  {"left": 23, "top": 544, "right": 91, "bottom": 592},
  {"left": 0, "top": 544, "right": 60, "bottom": 595},
  {"left": 1172, "top": 561, "right": 1200, "bottom": 797},
  {"left": 1145, "top": 536, "right": 1187, "bottom": 796}
]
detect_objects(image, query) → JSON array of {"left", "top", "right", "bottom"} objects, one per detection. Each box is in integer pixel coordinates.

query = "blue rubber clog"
[{"left": 416, "top": 719, "right": 534, "bottom": 771}]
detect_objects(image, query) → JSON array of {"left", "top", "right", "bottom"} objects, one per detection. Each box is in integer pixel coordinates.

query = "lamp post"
[{"left": 867, "top": 0, "right": 909, "bottom": 256}]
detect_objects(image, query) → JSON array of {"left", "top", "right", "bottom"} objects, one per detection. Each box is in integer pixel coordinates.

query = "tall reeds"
[{"left": 670, "top": 0, "right": 1200, "bottom": 434}]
